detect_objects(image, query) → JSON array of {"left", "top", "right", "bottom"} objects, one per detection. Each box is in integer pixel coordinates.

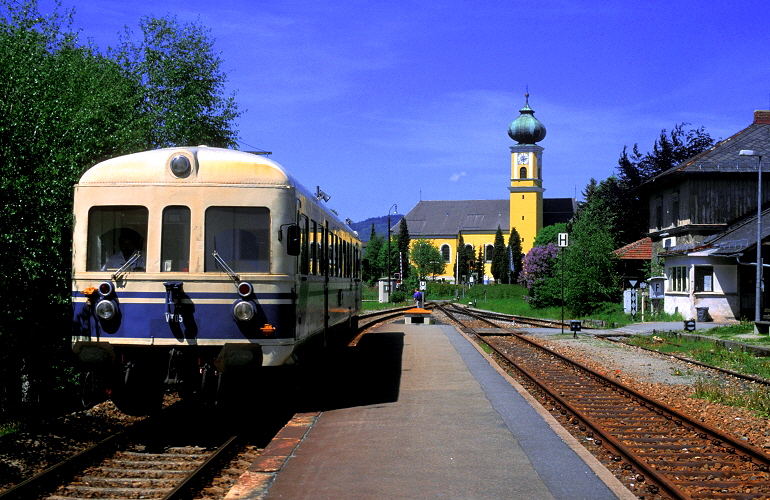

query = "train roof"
[
  {"left": 78, "top": 146, "right": 298, "bottom": 187},
  {"left": 77, "top": 146, "right": 358, "bottom": 236}
]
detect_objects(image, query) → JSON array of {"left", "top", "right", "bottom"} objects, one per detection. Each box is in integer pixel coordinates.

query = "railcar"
[{"left": 71, "top": 147, "right": 362, "bottom": 414}]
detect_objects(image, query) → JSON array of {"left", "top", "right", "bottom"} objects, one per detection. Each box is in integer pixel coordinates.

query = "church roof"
[
  {"left": 403, "top": 200, "right": 509, "bottom": 236},
  {"left": 402, "top": 198, "right": 575, "bottom": 236}
]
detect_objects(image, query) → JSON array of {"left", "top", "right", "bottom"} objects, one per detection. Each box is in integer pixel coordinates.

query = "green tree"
[
  {"left": 534, "top": 223, "right": 567, "bottom": 247},
  {"left": 110, "top": 14, "right": 242, "bottom": 148},
  {"left": 507, "top": 227, "right": 523, "bottom": 284},
  {"left": 564, "top": 195, "right": 621, "bottom": 315},
  {"left": 396, "top": 218, "right": 410, "bottom": 280},
  {"left": 411, "top": 239, "right": 445, "bottom": 280},
  {"left": 491, "top": 226, "right": 507, "bottom": 283},
  {"left": 474, "top": 245, "right": 484, "bottom": 281},
  {"left": 377, "top": 233, "right": 400, "bottom": 280},
  {"left": 362, "top": 223, "right": 383, "bottom": 284},
  {"left": 456, "top": 233, "right": 469, "bottom": 283},
  {"left": 0, "top": 0, "right": 146, "bottom": 412}
]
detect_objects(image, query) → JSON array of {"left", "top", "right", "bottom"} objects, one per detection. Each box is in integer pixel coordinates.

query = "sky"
[{"left": 38, "top": 0, "right": 770, "bottom": 223}]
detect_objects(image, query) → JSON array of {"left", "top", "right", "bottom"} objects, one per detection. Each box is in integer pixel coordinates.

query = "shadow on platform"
[{"left": 296, "top": 331, "right": 404, "bottom": 412}]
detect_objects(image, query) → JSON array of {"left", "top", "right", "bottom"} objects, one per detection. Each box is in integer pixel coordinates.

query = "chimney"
[{"left": 754, "top": 110, "right": 770, "bottom": 124}]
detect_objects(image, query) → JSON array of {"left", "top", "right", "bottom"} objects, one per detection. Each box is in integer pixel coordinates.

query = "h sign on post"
[{"left": 557, "top": 233, "right": 569, "bottom": 247}]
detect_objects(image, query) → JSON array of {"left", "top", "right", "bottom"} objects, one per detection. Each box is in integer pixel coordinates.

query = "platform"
[{"left": 225, "top": 323, "right": 634, "bottom": 500}]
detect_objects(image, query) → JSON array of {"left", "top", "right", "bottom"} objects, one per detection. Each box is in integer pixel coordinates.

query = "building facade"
[{"left": 643, "top": 110, "right": 770, "bottom": 321}]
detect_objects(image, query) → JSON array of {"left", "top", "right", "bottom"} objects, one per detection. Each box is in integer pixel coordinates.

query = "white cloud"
[{"left": 449, "top": 172, "right": 467, "bottom": 182}]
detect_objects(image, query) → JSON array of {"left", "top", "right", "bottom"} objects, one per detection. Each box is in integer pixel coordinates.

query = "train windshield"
[
  {"left": 161, "top": 206, "right": 190, "bottom": 272},
  {"left": 87, "top": 206, "right": 148, "bottom": 272},
  {"left": 205, "top": 207, "right": 270, "bottom": 273}
]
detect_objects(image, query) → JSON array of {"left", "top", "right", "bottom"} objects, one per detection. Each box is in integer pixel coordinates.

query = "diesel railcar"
[{"left": 71, "top": 147, "right": 362, "bottom": 414}]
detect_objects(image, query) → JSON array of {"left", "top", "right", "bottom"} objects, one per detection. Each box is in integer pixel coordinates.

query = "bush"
[{"left": 390, "top": 290, "right": 407, "bottom": 303}]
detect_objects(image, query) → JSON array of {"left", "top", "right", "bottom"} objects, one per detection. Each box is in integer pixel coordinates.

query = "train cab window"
[
  {"left": 87, "top": 206, "right": 148, "bottom": 272},
  {"left": 161, "top": 206, "right": 190, "bottom": 272},
  {"left": 205, "top": 207, "right": 270, "bottom": 273}
]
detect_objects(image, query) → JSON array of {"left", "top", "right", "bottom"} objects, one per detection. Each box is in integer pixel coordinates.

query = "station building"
[{"left": 399, "top": 94, "right": 576, "bottom": 282}]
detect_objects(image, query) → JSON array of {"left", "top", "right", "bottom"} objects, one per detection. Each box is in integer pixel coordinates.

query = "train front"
[{"left": 71, "top": 147, "right": 301, "bottom": 414}]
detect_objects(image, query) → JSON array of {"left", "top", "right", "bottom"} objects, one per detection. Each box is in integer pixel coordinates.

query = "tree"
[
  {"left": 410, "top": 239, "right": 445, "bottom": 280},
  {"left": 564, "top": 194, "right": 621, "bottom": 315},
  {"left": 534, "top": 223, "right": 567, "bottom": 247},
  {"left": 518, "top": 243, "right": 560, "bottom": 308},
  {"left": 490, "top": 226, "right": 507, "bottom": 283},
  {"left": 110, "top": 14, "right": 242, "bottom": 149},
  {"left": 457, "top": 233, "right": 469, "bottom": 283},
  {"left": 475, "top": 245, "right": 485, "bottom": 280},
  {"left": 396, "top": 218, "right": 411, "bottom": 280},
  {"left": 0, "top": 0, "right": 147, "bottom": 411},
  {"left": 506, "top": 227, "right": 523, "bottom": 284},
  {"left": 362, "top": 223, "right": 383, "bottom": 284}
]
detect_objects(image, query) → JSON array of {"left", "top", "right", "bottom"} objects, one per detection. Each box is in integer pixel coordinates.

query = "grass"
[
  {"left": 628, "top": 330, "right": 770, "bottom": 416},
  {"left": 0, "top": 421, "right": 20, "bottom": 438},
  {"left": 693, "top": 378, "right": 770, "bottom": 418},
  {"left": 360, "top": 283, "right": 684, "bottom": 327}
]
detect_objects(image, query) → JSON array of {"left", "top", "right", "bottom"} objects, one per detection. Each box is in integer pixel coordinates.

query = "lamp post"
[
  {"left": 740, "top": 150, "right": 764, "bottom": 322},
  {"left": 387, "top": 204, "right": 397, "bottom": 301}
]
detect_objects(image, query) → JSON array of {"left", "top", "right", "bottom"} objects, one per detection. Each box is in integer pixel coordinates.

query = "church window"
[
  {"left": 441, "top": 244, "right": 451, "bottom": 262},
  {"left": 519, "top": 167, "right": 527, "bottom": 178},
  {"left": 485, "top": 244, "right": 494, "bottom": 262},
  {"left": 522, "top": 216, "right": 525, "bottom": 220}
]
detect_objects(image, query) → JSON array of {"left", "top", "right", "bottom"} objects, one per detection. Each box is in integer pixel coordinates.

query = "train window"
[
  {"left": 311, "top": 220, "right": 318, "bottom": 275},
  {"left": 161, "top": 206, "right": 190, "bottom": 272},
  {"left": 87, "top": 206, "right": 148, "bottom": 272},
  {"left": 205, "top": 207, "right": 270, "bottom": 273},
  {"left": 299, "top": 215, "right": 309, "bottom": 275}
]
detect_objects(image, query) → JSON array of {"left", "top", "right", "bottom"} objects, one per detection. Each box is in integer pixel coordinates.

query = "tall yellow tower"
[{"left": 508, "top": 93, "right": 546, "bottom": 253}]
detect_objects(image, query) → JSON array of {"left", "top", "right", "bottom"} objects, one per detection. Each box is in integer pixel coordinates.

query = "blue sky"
[{"left": 41, "top": 0, "right": 770, "bottom": 223}]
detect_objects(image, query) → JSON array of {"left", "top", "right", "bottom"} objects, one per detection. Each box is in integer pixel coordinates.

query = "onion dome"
[{"left": 508, "top": 92, "right": 546, "bottom": 144}]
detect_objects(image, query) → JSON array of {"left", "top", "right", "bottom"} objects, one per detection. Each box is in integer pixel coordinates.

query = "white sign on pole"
[{"left": 557, "top": 232, "right": 569, "bottom": 247}]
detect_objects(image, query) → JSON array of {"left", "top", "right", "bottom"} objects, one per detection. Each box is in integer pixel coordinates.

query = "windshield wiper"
[
  {"left": 212, "top": 250, "right": 240, "bottom": 283},
  {"left": 112, "top": 251, "right": 142, "bottom": 281}
]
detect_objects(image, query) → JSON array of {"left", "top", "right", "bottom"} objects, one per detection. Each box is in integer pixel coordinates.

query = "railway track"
[
  {"left": 0, "top": 406, "right": 243, "bottom": 500},
  {"left": 436, "top": 303, "right": 770, "bottom": 499}
]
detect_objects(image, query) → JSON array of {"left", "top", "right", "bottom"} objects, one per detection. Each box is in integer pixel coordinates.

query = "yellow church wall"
[{"left": 408, "top": 233, "right": 497, "bottom": 282}]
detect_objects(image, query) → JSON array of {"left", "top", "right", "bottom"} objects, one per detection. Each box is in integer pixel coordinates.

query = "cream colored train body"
[{"left": 71, "top": 147, "right": 361, "bottom": 413}]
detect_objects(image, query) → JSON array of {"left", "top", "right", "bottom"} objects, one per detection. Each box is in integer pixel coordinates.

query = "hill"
[{"left": 350, "top": 214, "right": 403, "bottom": 243}]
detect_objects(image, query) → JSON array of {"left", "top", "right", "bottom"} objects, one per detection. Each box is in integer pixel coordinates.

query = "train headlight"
[
  {"left": 95, "top": 299, "right": 117, "bottom": 320},
  {"left": 98, "top": 281, "right": 114, "bottom": 297},
  {"left": 233, "top": 300, "right": 255, "bottom": 322},
  {"left": 169, "top": 155, "right": 191, "bottom": 177},
  {"left": 237, "top": 281, "right": 253, "bottom": 298}
]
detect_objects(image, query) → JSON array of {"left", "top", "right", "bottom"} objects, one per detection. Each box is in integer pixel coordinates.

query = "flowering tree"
[{"left": 518, "top": 243, "right": 561, "bottom": 308}]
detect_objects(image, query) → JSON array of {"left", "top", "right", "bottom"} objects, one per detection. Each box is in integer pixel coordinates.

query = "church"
[{"left": 399, "top": 93, "right": 576, "bottom": 282}]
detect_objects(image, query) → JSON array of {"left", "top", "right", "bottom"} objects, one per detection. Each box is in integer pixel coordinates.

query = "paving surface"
[{"left": 227, "top": 323, "right": 635, "bottom": 499}]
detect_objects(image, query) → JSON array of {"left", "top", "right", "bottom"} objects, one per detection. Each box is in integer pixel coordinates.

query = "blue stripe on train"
[
  {"left": 71, "top": 290, "right": 293, "bottom": 300},
  {"left": 72, "top": 299, "right": 296, "bottom": 341}
]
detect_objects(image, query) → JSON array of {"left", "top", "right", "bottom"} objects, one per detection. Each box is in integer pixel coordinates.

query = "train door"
[{"left": 296, "top": 214, "right": 310, "bottom": 339}]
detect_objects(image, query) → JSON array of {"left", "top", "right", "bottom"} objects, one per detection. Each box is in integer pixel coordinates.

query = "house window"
[
  {"left": 668, "top": 266, "right": 688, "bottom": 292},
  {"left": 694, "top": 266, "right": 713, "bottom": 292},
  {"left": 441, "top": 244, "right": 451, "bottom": 262}
]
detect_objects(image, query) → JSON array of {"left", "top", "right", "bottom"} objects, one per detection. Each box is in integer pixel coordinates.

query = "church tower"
[{"left": 508, "top": 92, "right": 546, "bottom": 253}]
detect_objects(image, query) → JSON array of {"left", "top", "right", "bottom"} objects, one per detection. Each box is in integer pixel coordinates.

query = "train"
[{"left": 71, "top": 146, "right": 362, "bottom": 414}]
